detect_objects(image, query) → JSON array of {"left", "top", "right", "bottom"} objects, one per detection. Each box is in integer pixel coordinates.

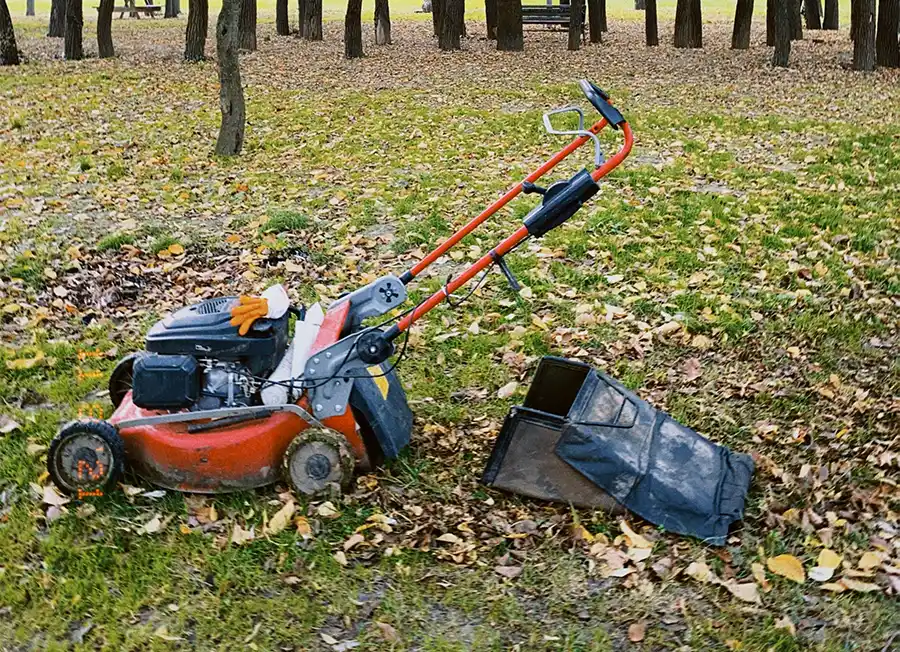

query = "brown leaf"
[
  {"left": 494, "top": 565, "right": 523, "bottom": 580},
  {"left": 628, "top": 621, "right": 646, "bottom": 642},
  {"left": 375, "top": 622, "right": 399, "bottom": 643}
]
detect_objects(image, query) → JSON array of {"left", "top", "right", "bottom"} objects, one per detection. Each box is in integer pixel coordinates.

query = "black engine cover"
[
  {"left": 145, "top": 296, "right": 288, "bottom": 376},
  {"left": 132, "top": 354, "right": 199, "bottom": 409}
]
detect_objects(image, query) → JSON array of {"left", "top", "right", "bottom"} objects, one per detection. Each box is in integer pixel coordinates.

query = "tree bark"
[
  {"left": 634, "top": 0, "right": 645, "bottom": 8},
  {"left": 49, "top": 0, "right": 65, "bottom": 37},
  {"left": 732, "top": 0, "right": 753, "bottom": 48},
  {"left": 460, "top": 0, "right": 466, "bottom": 36},
  {"left": 587, "top": 0, "right": 601, "bottom": 42},
  {"left": 0, "top": 0, "right": 18, "bottom": 65},
  {"left": 673, "top": 0, "right": 702, "bottom": 47},
  {"left": 876, "top": 0, "right": 899, "bottom": 66},
  {"left": 439, "top": 0, "right": 461, "bottom": 48},
  {"left": 297, "top": 0, "right": 305, "bottom": 35},
  {"left": 64, "top": 0, "right": 82, "bottom": 60},
  {"left": 345, "top": 0, "right": 362, "bottom": 57},
  {"left": 803, "top": 0, "right": 822, "bottom": 27},
  {"left": 496, "top": 0, "right": 522, "bottom": 49},
  {"left": 432, "top": 0, "right": 442, "bottom": 35},
  {"left": 790, "top": 0, "right": 803, "bottom": 37},
  {"left": 239, "top": 0, "right": 256, "bottom": 50},
  {"left": 767, "top": 0, "right": 775, "bottom": 43},
  {"left": 216, "top": 0, "right": 245, "bottom": 155},
  {"left": 485, "top": 0, "right": 497, "bottom": 38},
  {"left": 185, "top": 0, "right": 208, "bottom": 60},
  {"left": 26, "top": 0, "right": 34, "bottom": 16},
  {"left": 568, "top": 0, "right": 583, "bottom": 49},
  {"left": 851, "top": 0, "right": 858, "bottom": 38},
  {"left": 852, "top": 0, "right": 875, "bottom": 69},
  {"left": 302, "top": 0, "right": 322, "bottom": 39},
  {"left": 773, "top": 0, "right": 791, "bottom": 64},
  {"left": 97, "top": 0, "right": 114, "bottom": 57},
  {"left": 645, "top": 0, "right": 658, "bottom": 44},
  {"left": 165, "top": 0, "right": 177, "bottom": 18},
  {"left": 276, "top": 0, "right": 289, "bottom": 34},
  {"left": 823, "top": 0, "right": 838, "bottom": 27},
  {"left": 374, "top": 0, "right": 391, "bottom": 43},
  {"left": 599, "top": 0, "right": 607, "bottom": 30}
]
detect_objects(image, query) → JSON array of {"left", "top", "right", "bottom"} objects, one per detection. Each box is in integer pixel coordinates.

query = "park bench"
[
  {"left": 94, "top": 0, "right": 161, "bottom": 18},
  {"left": 521, "top": 2, "right": 586, "bottom": 40}
]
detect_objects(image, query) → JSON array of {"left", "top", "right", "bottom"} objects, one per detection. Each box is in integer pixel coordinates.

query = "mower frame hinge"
[{"left": 490, "top": 250, "right": 521, "bottom": 293}]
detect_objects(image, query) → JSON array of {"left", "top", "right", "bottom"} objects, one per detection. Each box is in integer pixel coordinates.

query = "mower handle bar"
[{"left": 387, "top": 81, "right": 633, "bottom": 339}]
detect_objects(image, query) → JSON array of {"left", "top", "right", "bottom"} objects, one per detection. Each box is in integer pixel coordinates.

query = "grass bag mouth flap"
[{"left": 484, "top": 357, "right": 754, "bottom": 545}]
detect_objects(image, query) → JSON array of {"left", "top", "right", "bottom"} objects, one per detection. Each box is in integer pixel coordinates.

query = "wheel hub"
[{"left": 305, "top": 453, "right": 332, "bottom": 481}]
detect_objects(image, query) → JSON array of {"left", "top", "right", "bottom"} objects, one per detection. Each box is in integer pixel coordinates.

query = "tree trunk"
[
  {"left": 485, "top": 0, "right": 497, "bottom": 38},
  {"left": 876, "top": 0, "right": 899, "bottom": 66},
  {"left": 568, "top": 0, "right": 582, "bottom": 48},
  {"left": 432, "top": 0, "right": 442, "bottom": 35},
  {"left": 587, "top": 0, "right": 601, "bottom": 42},
  {"left": 851, "top": 0, "right": 858, "bottom": 38},
  {"left": 496, "top": 0, "right": 522, "bottom": 49},
  {"left": 599, "top": 0, "right": 607, "bottom": 30},
  {"left": 276, "top": 0, "right": 289, "bottom": 34},
  {"left": 97, "top": 0, "right": 114, "bottom": 57},
  {"left": 673, "top": 0, "right": 702, "bottom": 47},
  {"left": 767, "top": 0, "right": 775, "bottom": 43},
  {"left": 302, "top": 0, "right": 322, "bottom": 39},
  {"left": 732, "top": 0, "right": 753, "bottom": 48},
  {"left": 216, "top": 0, "right": 245, "bottom": 155},
  {"left": 239, "top": 0, "right": 256, "bottom": 50},
  {"left": 26, "top": 0, "right": 34, "bottom": 16},
  {"left": 460, "top": 0, "right": 466, "bottom": 36},
  {"left": 645, "top": 0, "right": 658, "bottom": 44},
  {"left": 852, "top": 0, "right": 875, "bottom": 69},
  {"left": 297, "top": 0, "right": 305, "bottom": 35},
  {"left": 790, "top": 0, "right": 803, "bottom": 37},
  {"left": 439, "top": 0, "right": 461, "bottom": 48},
  {"left": 634, "top": 0, "right": 644, "bottom": 8},
  {"left": 64, "top": 0, "right": 82, "bottom": 60},
  {"left": 823, "top": 0, "right": 838, "bottom": 27},
  {"left": 49, "top": 0, "right": 65, "bottom": 37},
  {"left": 773, "top": 0, "right": 791, "bottom": 65},
  {"left": 804, "top": 0, "right": 822, "bottom": 27},
  {"left": 345, "top": 0, "right": 362, "bottom": 57},
  {"left": 184, "top": 0, "right": 208, "bottom": 60},
  {"left": 0, "top": 0, "right": 18, "bottom": 65},
  {"left": 165, "top": 0, "right": 177, "bottom": 17},
  {"left": 374, "top": 0, "right": 391, "bottom": 43}
]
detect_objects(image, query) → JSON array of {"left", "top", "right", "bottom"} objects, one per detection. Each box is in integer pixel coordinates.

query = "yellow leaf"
[
  {"left": 820, "top": 582, "right": 846, "bottom": 593},
  {"left": 818, "top": 549, "right": 842, "bottom": 569},
  {"left": 294, "top": 515, "right": 313, "bottom": 538},
  {"left": 839, "top": 578, "right": 881, "bottom": 593},
  {"left": 751, "top": 562, "right": 772, "bottom": 592},
  {"left": 858, "top": 551, "right": 880, "bottom": 570},
  {"left": 6, "top": 350, "right": 45, "bottom": 370},
  {"left": 722, "top": 580, "right": 761, "bottom": 604},
  {"left": 264, "top": 501, "right": 295, "bottom": 536},
  {"left": 686, "top": 561, "right": 713, "bottom": 583},
  {"left": 620, "top": 520, "right": 652, "bottom": 549},
  {"left": 767, "top": 554, "right": 805, "bottom": 583}
]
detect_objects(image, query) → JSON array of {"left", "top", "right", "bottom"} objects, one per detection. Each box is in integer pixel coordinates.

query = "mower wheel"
[
  {"left": 48, "top": 420, "right": 125, "bottom": 497},
  {"left": 109, "top": 353, "right": 139, "bottom": 409},
  {"left": 283, "top": 428, "right": 354, "bottom": 498}
]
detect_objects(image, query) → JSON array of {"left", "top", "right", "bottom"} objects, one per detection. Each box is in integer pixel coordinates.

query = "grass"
[{"left": 0, "top": 10, "right": 898, "bottom": 652}]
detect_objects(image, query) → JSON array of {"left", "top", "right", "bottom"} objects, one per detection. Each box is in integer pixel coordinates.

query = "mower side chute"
[{"left": 349, "top": 363, "right": 413, "bottom": 460}]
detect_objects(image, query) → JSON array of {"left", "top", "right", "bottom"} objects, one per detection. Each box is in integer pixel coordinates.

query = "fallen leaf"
[
  {"left": 316, "top": 501, "right": 340, "bottom": 518},
  {"left": 682, "top": 357, "right": 702, "bottom": 381},
  {"left": 42, "top": 485, "right": 69, "bottom": 507},
  {"left": 139, "top": 514, "right": 162, "bottom": 535},
  {"left": 620, "top": 520, "right": 652, "bottom": 549},
  {"left": 343, "top": 533, "right": 365, "bottom": 551},
  {"left": 374, "top": 622, "right": 399, "bottom": 643},
  {"left": 167, "top": 243, "right": 184, "bottom": 256},
  {"left": 627, "top": 621, "right": 646, "bottom": 642},
  {"left": 774, "top": 616, "right": 796, "bottom": 636},
  {"left": 295, "top": 515, "right": 313, "bottom": 538},
  {"left": 494, "top": 565, "right": 523, "bottom": 579},
  {"left": 436, "top": 532, "right": 461, "bottom": 545},
  {"left": 686, "top": 561, "right": 713, "bottom": 583},
  {"left": 0, "top": 415, "right": 21, "bottom": 435},
  {"left": 751, "top": 562, "right": 772, "bottom": 592},
  {"left": 858, "top": 551, "right": 881, "bottom": 570},
  {"left": 838, "top": 578, "right": 881, "bottom": 593},
  {"left": 497, "top": 381, "right": 518, "bottom": 399},
  {"left": 767, "top": 554, "right": 805, "bottom": 583},
  {"left": 333, "top": 551, "right": 348, "bottom": 566},
  {"left": 264, "top": 501, "right": 295, "bottom": 536},
  {"left": 809, "top": 566, "right": 835, "bottom": 582},
  {"left": 518, "top": 286, "right": 533, "bottom": 299},
  {"left": 231, "top": 523, "right": 255, "bottom": 545},
  {"left": 721, "top": 580, "right": 761, "bottom": 604},
  {"left": 818, "top": 549, "right": 842, "bottom": 569}
]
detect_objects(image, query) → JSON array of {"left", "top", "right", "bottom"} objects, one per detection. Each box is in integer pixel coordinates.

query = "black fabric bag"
[{"left": 483, "top": 357, "right": 754, "bottom": 545}]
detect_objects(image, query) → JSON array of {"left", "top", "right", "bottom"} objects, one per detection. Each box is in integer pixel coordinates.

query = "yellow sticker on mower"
[{"left": 367, "top": 366, "right": 390, "bottom": 400}]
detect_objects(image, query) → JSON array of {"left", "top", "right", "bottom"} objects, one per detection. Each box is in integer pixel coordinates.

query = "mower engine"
[{"left": 130, "top": 296, "right": 288, "bottom": 411}]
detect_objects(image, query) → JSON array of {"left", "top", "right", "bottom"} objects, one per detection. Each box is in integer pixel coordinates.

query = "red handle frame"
[{"left": 392, "top": 118, "right": 634, "bottom": 337}]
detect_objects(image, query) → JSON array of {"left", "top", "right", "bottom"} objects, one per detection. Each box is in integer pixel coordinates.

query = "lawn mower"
[{"left": 47, "top": 80, "right": 634, "bottom": 499}]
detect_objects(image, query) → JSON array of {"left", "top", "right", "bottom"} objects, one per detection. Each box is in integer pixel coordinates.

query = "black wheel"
[
  {"left": 48, "top": 420, "right": 125, "bottom": 496},
  {"left": 282, "top": 428, "right": 354, "bottom": 498},
  {"left": 109, "top": 353, "right": 140, "bottom": 409}
]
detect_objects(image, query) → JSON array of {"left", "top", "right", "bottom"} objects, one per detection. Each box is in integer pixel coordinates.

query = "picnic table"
[
  {"left": 521, "top": 0, "right": 586, "bottom": 40},
  {"left": 94, "top": 0, "right": 162, "bottom": 19}
]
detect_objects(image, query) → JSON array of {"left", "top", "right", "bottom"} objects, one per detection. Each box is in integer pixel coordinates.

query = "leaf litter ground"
[{"left": 0, "top": 12, "right": 899, "bottom": 652}]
